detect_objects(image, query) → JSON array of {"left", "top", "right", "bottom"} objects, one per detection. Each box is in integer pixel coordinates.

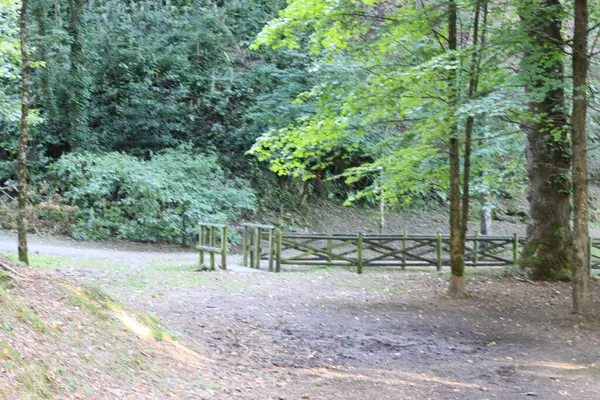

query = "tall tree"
[
  {"left": 571, "top": 0, "right": 593, "bottom": 316},
  {"left": 447, "top": 0, "right": 464, "bottom": 297},
  {"left": 18, "top": 0, "right": 30, "bottom": 264},
  {"left": 519, "top": 0, "right": 571, "bottom": 281},
  {"left": 67, "top": 0, "right": 88, "bottom": 147}
]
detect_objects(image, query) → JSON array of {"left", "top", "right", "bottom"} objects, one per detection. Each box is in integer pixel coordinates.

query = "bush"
[{"left": 49, "top": 147, "right": 256, "bottom": 243}]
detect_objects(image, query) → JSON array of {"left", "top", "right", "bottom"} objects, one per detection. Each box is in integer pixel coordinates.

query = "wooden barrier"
[
  {"left": 197, "top": 223, "right": 227, "bottom": 270},
  {"left": 237, "top": 225, "right": 598, "bottom": 275},
  {"left": 242, "top": 223, "right": 276, "bottom": 271},
  {"left": 590, "top": 238, "right": 600, "bottom": 271},
  {"left": 255, "top": 231, "right": 522, "bottom": 274}
]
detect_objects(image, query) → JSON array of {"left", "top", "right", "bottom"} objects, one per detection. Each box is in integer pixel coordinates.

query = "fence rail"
[
  {"left": 239, "top": 225, "right": 529, "bottom": 273},
  {"left": 235, "top": 224, "right": 600, "bottom": 274}
]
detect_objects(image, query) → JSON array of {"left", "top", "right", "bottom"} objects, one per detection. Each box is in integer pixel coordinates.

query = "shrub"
[{"left": 49, "top": 147, "right": 256, "bottom": 243}]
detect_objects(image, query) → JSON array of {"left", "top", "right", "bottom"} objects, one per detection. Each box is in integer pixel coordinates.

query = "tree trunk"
[
  {"left": 68, "top": 0, "right": 87, "bottom": 146},
  {"left": 447, "top": 0, "right": 464, "bottom": 297},
  {"left": 571, "top": 0, "right": 593, "bottom": 316},
  {"left": 18, "top": 0, "right": 30, "bottom": 265},
  {"left": 519, "top": 0, "right": 571, "bottom": 281}
]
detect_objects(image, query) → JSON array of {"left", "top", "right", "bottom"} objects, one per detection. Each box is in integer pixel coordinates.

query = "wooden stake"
[
  {"left": 268, "top": 228, "right": 274, "bottom": 272},
  {"left": 221, "top": 225, "right": 227, "bottom": 270},
  {"left": 276, "top": 230, "right": 282, "bottom": 273},
  {"left": 199, "top": 226, "right": 205, "bottom": 267},
  {"left": 512, "top": 233, "right": 519, "bottom": 266},
  {"left": 357, "top": 232, "right": 363, "bottom": 274},
  {"left": 242, "top": 225, "right": 248, "bottom": 266},
  {"left": 474, "top": 232, "right": 479, "bottom": 268},
  {"left": 254, "top": 227, "right": 261, "bottom": 269},
  {"left": 209, "top": 226, "right": 216, "bottom": 270},
  {"left": 402, "top": 230, "right": 407, "bottom": 270},
  {"left": 436, "top": 232, "right": 442, "bottom": 271}
]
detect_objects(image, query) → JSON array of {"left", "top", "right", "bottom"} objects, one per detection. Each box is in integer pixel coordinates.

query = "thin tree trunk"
[
  {"left": 571, "top": 0, "right": 593, "bottom": 316},
  {"left": 18, "top": 0, "right": 30, "bottom": 265},
  {"left": 460, "top": 0, "right": 486, "bottom": 238},
  {"left": 447, "top": 0, "right": 464, "bottom": 297},
  {"left": 68, "top": 0, "right": 87, "bottom": 146},
  {"left": 519, "top": 0, "right": 571, "bottom": 281}
]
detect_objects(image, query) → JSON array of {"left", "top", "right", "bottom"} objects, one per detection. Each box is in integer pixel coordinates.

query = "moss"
[
  {"left": 0, "top": 270, "right": 13, "bottom": 288},
  {"left": 1, "top": 293, "right": 50, "bottom": 334},
  {"left": 520, "top": 226, "right": 571, "bottom": 281},
  {"left": 66, "top": 284, "right": 114, "bottom": 319},
  {"left": 17, "top": 360, "right": 57, "bottom": 399}
]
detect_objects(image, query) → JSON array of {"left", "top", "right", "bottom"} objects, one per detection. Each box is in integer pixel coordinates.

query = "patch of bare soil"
[{"left": 108, "top": 270, "right": 600, "bottom": 400}]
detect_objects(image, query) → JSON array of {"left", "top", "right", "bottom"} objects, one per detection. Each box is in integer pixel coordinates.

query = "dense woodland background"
[{"left": 1, "top": 0, "right": 599, "bottom": 294}]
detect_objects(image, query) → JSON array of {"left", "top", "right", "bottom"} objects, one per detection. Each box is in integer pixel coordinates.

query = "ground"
[{"left": 1, "top": 231, "right": 600, "bottom": 399}]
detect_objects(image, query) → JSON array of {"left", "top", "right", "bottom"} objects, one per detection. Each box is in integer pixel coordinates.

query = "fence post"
[
  {"left": 512, "top": 233, "right": 519, "bottom": 266},
  {"left": 327, "top": 236, "right": 333, "bottom": 264},
  {"left": 357, "top": 232, "right": 363, "bottom": 274},
  {"left": 473, "top": 232, "right": 479, "bottom": 268},
  {"left": 402, "top": 230, "right": 407, "bottom": 270},
  {"left": 276, "top": 229, "right": 282, "bottom": 273},
  {"left": 209, "top": 226, "right": 216, "bottom": 270},
  {"left": 255, "top": 227, "right": 262, "bottom": 269},
  {"left": 436, "top": 232, "right": 442, "bottom": 272},
  {"left": 588, "top": 237, "right": 593, "bottom": 276},
  {"left": 199, "top": 226, "right": 205, "bottom": 267},
  {"left": 268, "top": 228, "right": 274, "bottom": 272},
  {"left": 249, "top": 228, "right": 255, "bottom": 269},
  {"left": 242, "top": 225, "right": 248, "bottom": 267},
  {"left": 221, "top": 225, "right": 227, "bottom": 270}
]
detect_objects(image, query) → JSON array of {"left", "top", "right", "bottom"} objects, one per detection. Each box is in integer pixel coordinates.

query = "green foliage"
[
  {"left": 250, "top": 0, "right": 528, "bottom": 207},
  {"left": 0, "top": 0, "right": 20, "bottom": 122},
  {"left": 49, "top": 147, "right": 256, "bottom": 243}
]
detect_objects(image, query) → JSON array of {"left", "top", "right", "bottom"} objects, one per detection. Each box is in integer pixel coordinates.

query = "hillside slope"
[{"left": 0, "top": 262, "right": 214, "bottom": 399}]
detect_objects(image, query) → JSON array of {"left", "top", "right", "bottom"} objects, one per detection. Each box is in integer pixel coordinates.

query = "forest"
[{"left": 0, "top": 0, "right": 600, "bottom": 398}]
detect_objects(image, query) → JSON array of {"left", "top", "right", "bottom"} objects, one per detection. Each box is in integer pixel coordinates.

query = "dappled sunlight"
[
  {"left": 290, "top": 366, "right": 484, "bottom": 390},
  {"left": 523, "top": 361, "right": 589, "bottom": 371},
  {"left": 294, "top": 367, "right": 420, "bottom": 387},
  {"left": 516, "top": 360, "right": 592, "bottom": 380},
  {"left": 110, "top": 305, "right": 212, "bottom": 365},
  {"left": 64, "top": 283, "right": 211, "bottom": 366},
  {"left": 113, "top": 308, "right": 152, "bottom": 339}
]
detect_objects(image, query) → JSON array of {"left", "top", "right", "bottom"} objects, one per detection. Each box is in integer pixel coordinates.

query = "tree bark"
[
  {"left": 519, "top": 0, "right": 571, "bottom": 281},
  {"left": 571, "top": 0, "right": 593, "bottom": 316},
  {"left": 447, "top": 0, "right": 464, "bottom": 297},
  {"left": 18, "top": 0, "right": 30, "bottom": 265}
]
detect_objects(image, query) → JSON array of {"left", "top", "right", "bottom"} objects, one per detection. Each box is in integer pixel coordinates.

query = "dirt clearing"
[{"left": 1, "top": 232, "right": 600, "bottom": 399}]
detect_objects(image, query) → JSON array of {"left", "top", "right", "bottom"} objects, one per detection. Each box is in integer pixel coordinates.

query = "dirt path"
[{"left": 2, "top": 231, "right": 600, "bottom": 399}]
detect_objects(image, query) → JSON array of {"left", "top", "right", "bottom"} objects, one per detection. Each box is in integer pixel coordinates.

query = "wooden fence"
[
  {"left": 236, "top": 223, "right": 600, "bottom": 274},
  {"left": 197, "top": 223, "right": 227, "bottom": 270},
  {"left": 589, "top": 238, "right": 600, "bottom": 270},
  {"left": 240, "top": 224, "right": 526, "bottom": 273},
  {"left": 242, "top": 223, "right": 279, "bottom": 272}
]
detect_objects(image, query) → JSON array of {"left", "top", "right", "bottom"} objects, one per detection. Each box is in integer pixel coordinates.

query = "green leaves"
[
  {"left": 49, "top": 147, "right": 256, "bottom": 243},
  {"left": 249, "top": 0, "right": 528, "bottom": 207}
]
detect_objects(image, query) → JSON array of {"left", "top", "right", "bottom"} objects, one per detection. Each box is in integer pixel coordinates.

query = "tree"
[
  {"left": 250, "top": 0, "right": 522, "bottom": 298},
  {"left": 67, "top": 0, "right": 88, "bottom": 147},
  {"left": 571, "top": 0, "right": 593, "bottom": 316},
  {"left": 447, "top": 0, "right": 463, "bottom": 296},
  {"left": 519, "top": 0, "right": 571, "bottom": 281},
  {"left": 18, "top": 0, "right": 29, "bottom": 264}
]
